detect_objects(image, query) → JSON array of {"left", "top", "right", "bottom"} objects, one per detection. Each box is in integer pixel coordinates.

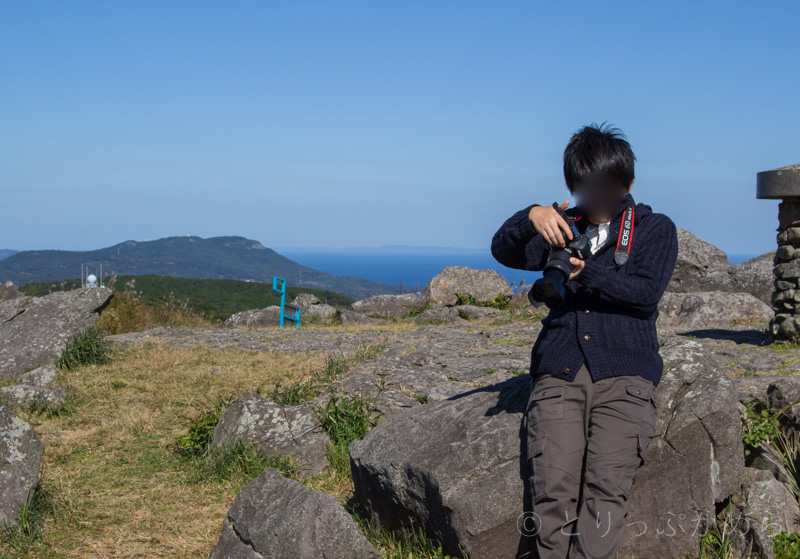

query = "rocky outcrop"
[
  {"left": 620, "top": 339, "right": 746, "bottom": 558},
  {"left": 735, "top": 251, "right": 777, "bottom": 306},
  {"left": 0, "top": 287, "right": 113, "bottom": 380},
  {"left": 350, "top": 293, "right": 427, "bottom": 319},
  {"left": 0, "top": 405, "right": 45, "bottom": 529},
  {"left": 657, "top": 291, "right": 773, "bottom": 328},
  {"left": 349, "top": 374, "right": 530, "bottom": 559},
  {"left": 0, "top": 364, "right": 64, "bottom": 412},
  {"left": 348, "top": 339, "right": 747, "bottom": 559},
  {"left": 666, "top": 229, "right": 775, "bottom": 306},
  {"left": 209, "top": 467, "right": 381, "bottom": 559},
  {"left": 422, "top": 266, "right": 512, "bottom": 306},
  {"left": 211, "top": 391, "right": 330, "bottom": 478}
]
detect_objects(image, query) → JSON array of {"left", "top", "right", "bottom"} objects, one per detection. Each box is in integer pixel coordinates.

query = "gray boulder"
[
  {"left": 209, "top": 467, "right": 381, "bottom": 559},
  {"left": 303, "top": 303, "right": 337, "bottom": 323},
  {"left": 18, "top": 364, "right": 58, "bottom": 388},
  {"left": 766, "top": 377, "right": 800, "bottom": 425},
  {"left": 657, "top": 291, "right": 773, "bottom": 328},
  {"left": 666, "top": 230, "right": 776, "bottom": 305},
  {"left": 293, "top": 294, "right": 337, "bottom": 323},
  {"left": 292, "top": 293, "right": 322, "bottom": 311},
  {"left": 666, "top": 229, "right": 734, "bottom": 293},
  {"left": 0, "top": 384, "right": 66, "bottom": 411},
  {"left": 0, "top": 281, "right": 23, "bottom": 301},
  {"left": 0, "top": 405, "right": 45, "bottom": 529},
  {"left": 350, "top": 293, "right": 427, "bottom": 318},
  {"left": 211, "top": 391, "right": 330, "bottom": 478},
  {"left": 349, "top": 339, "right": 745, "bottom": 559},
  {"left": 0, "top": 287, "right": 113, "bottom": 380},
  {"left": 620, "top": 339, "right": 745, "bottom": 559},
  {"left": 734, "top": 251, "right": 776, "bottom": 306},
  {"left": 423, "top": 266, "right": 512, "bottom": 306},
  {"left": 349, "top": 374, "right": 531, "bottom": 559},
  {"left": 224, "top": 306, "right": 282, "bottom": 328}
]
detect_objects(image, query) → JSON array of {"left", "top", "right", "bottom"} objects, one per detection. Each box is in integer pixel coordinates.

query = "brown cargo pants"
[{"left": 524, "top": 362, "right": 658, "bottom": 559}]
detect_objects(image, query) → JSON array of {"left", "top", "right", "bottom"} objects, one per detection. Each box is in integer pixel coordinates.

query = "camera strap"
[{"left": 610, "top": 204, "right": 635, "bottom": 268}]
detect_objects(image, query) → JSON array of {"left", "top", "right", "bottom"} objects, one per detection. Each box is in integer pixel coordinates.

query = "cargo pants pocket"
[{"left": 527, "top": 383, "right": 565, "bottom": 426}]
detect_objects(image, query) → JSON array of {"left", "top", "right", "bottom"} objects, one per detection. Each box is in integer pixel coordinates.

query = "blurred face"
[{"left": 573, "top": 173, "right": 629, "bottom": 223}]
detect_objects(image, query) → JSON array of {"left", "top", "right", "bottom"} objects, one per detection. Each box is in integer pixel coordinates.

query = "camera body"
[{"left": 528, "top": 202, "right": 592, "bottom": 308}]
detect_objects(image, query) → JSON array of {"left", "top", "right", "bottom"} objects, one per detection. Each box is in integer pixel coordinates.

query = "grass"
[
  {"left": 0, "top": 342, "right": 328, "bottom": 558},
  {"left": 55, "top": 326, "right": 112, "bottom": 371}
]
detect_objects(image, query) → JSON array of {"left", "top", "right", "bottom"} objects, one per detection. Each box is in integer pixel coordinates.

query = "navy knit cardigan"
[{"left": 491, "top": 192, "right": 678, "bottom": 387}]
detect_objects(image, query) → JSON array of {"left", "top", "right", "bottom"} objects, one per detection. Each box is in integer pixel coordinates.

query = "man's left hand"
[{"left": 569, "top": 257, "right": 585, "bottom": 280}]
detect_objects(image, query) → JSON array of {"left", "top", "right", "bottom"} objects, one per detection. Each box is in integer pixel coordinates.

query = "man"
[{"left": 491, "top": 123, "right": 678, "bottom": 558}]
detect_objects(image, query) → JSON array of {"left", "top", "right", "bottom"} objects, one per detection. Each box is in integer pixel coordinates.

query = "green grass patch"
[{"left": 56, "top": 327, "right": 112, "bottom": 371}]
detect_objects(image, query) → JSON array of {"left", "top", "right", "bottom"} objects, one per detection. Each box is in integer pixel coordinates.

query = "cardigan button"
[
  {"left": 584, "top": 333, "right": 591, "bottom": 341},
  {"left": 584, "top": 309, "right": 590, "bottom": 314},
  {"left": 562, "top": 367, "right": 570, "bottom": 375}
]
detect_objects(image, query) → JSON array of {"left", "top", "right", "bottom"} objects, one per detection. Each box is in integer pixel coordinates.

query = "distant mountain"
[
  {"left": 0, "top": 236, "right": 400, "bottom": 299},
  {"left": 0, "top": 249, "right": 18, "bottom": 261}
]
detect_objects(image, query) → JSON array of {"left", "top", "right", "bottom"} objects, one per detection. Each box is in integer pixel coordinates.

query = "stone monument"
[{"left": 757, "top": 163, "right": 800, "bottom": 340}]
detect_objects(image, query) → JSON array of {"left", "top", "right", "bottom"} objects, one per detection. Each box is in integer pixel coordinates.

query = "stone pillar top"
[{"left": 757, "top": 163, "right": 800, "bottom": 199}]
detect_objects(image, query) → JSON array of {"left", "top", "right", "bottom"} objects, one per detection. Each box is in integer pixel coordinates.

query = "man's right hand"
[{"left": 529, "top": 200, "right": 573, "bottom": 247}]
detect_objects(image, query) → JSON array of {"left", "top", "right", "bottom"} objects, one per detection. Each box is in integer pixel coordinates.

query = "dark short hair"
[{"left": 563, "top": 122, "right": 635, "bottom": 193}]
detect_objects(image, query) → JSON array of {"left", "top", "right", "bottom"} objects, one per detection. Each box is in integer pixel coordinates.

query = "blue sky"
[{"left": 1, "top": 2, "right": 798, "bottom": 257}]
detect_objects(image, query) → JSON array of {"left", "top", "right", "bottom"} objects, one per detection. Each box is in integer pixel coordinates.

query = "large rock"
[
  {"left": 666, "top": 230, "right": 776, "bottom": 305},
  {"left": 211, "top": 391, "right": 330, "bottom": 478},
  {"left": 349, "top": 339, "right": 745, "bottom": 559},
  {"left": 657, "top": 291, "right": 773, "bottom": 328},
  {"left": 0, "top": 384, "right": 67, "bottom": 411},
  {"left": 0, "top": 405, "right": 45, "bottom": 529},
  {"left": 349, "top": 374, "right": 531, "bottom": 559},
  {"left": 224, "top": 306, "right": 282, "bottom": 328},
  {"left": 209, "top": 466, "right": 381, "bottom": 559},
  {"left": 620, "top": 339, "right": 745, "bottom": 559},
  {"left": 733, "top": 251, "right": 776, "bottom": 306},
  {"left": 0, "top": 287, "right": 113, "bottom": 380},
  {"left": 423, "top": 266, "right": 512, "bottom": 306},
  {"left": 0, "top": 281, "right": 23, "bottom": 301},
  {"left": 666, "top": 229, "right": 734, "bottom": 293},
  {"left": 350, "top": 293, "right": 427, "bottom": 319}
]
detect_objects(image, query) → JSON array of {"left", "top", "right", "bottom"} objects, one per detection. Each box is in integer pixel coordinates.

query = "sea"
[{"left": 277, "top": 250, "right": 762, "bottom": 294}]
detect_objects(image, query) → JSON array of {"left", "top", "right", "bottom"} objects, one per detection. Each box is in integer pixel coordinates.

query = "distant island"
[{"left": 0, "top": 236, "right": 400, "bottom": 300}]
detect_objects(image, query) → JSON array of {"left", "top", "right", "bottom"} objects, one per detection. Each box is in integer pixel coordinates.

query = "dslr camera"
[{"left": 528, "top": 202, "right": 592, "bottom": 308}]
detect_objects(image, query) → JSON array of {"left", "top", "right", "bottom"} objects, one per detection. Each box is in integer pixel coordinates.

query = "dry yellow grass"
[{"left": 3, "top": 342, "right": 330, "bottom": 558}]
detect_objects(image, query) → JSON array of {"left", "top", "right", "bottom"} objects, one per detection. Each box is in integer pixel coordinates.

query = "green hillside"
[
  {"left": 20, "top": 274, "right": 354, "bottom": 323},
  {"left": 0, "top": 236, "right": 398, "bottom": 299},
  {"left": 0, "top": 249, "right": 17, "bottom": 261}
]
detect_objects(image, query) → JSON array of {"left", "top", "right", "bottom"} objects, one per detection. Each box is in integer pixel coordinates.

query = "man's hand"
[
  {"left": 568, "top": 257, "right": 585, "bottom": 280},
  {"left": 529, "top": 200, "right": 572, "bottom": 247}
]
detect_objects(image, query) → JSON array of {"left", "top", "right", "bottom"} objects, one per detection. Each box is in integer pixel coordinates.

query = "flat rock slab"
[
  {"left": 0, "top": 287, "right": 113, "bottom": 380},
  {"left": 209, "top": 467, "right": 381, "bottom": 559},
  {"left": 0, "top": 405, "right": 45, "bottom": 529},
  {"left": 108, "top": 326, "right": 387, "bottom": 355}
]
